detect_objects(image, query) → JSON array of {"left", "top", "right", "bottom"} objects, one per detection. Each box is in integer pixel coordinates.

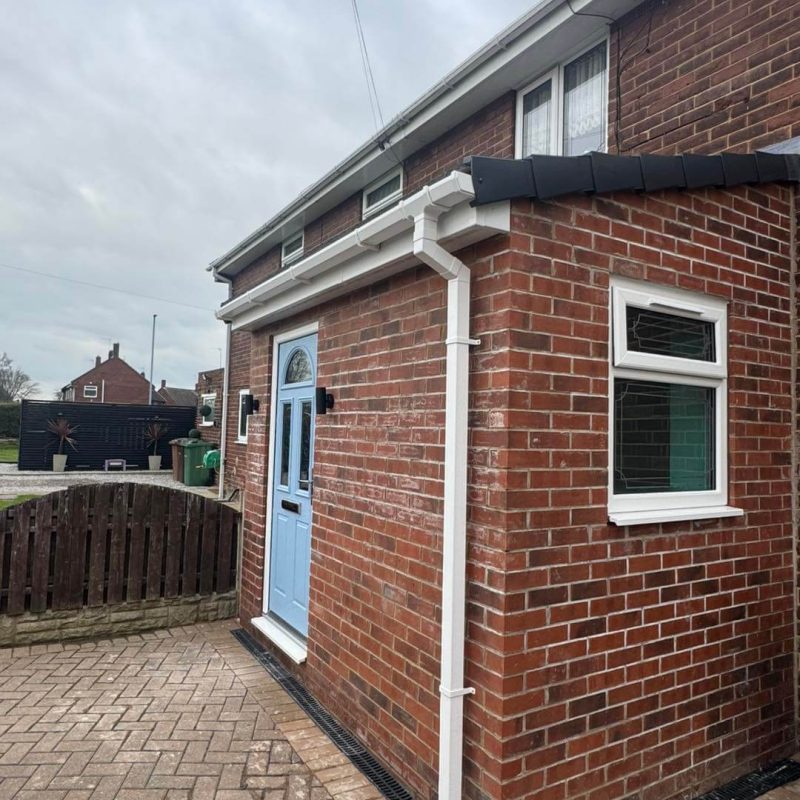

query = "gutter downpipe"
[
  {"left": 212, "top": 267, "right": 234, "bottom": 502},
  {"left": 412, "top": 206, "right": 476, "bottom": 800}
]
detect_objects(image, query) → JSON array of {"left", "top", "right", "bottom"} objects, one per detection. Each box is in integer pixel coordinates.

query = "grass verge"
[
  {"left": 0, "top": 495, "right": 39, "bottom": 510},
  {"left": 0, "top": 441, "right": 18, "bottom": 463}
]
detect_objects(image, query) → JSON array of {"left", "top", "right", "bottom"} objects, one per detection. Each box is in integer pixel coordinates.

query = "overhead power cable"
[
  {"left": 351, "top": 0, "right": 384, "bottom": 132},
  {"left": 0, "top": 261, "right": 215, "bottom": 312}
]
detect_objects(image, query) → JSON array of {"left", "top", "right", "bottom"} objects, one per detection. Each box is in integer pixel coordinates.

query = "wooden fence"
[{"left": 0, "top": 484, "right": 238, "bottom": 615}]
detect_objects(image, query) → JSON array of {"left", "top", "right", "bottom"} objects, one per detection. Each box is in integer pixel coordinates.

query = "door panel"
[{"left": 268, "top": 333, "right": 317, "bottom": 636}]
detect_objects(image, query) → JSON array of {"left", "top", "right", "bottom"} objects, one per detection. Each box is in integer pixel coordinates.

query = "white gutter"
[{"left": 412, "top": 210, "right": 475, "bottom": 800}]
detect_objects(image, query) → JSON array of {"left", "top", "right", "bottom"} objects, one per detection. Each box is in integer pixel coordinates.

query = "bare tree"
[{"left": 0, "top": 353, "right": 38, "bottom": 401}]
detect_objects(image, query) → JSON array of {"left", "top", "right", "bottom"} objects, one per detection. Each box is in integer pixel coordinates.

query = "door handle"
[{"left": 281, "top": 499, "right": 300, "bottom": 514}]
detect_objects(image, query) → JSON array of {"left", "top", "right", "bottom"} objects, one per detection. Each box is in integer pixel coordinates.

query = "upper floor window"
[
  {"left": 281, "top": 232, "right": 304, "bottom": 268},
  {"left": 83, "top": 385, "right": 98, "bottom": 398},
  {"left": 363, "top": 168, "right": 403, "bottom": 218},
  {"left": 516, "top": 40, "right": 608, "bottom": 158}
]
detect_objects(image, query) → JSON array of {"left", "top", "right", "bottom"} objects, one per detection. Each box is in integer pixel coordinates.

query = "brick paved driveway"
[{"left": 0, "top": 621, "right": 381, "bottom": 800}]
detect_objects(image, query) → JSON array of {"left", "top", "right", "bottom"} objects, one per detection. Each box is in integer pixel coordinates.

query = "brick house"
[
  {"left": 156, "top": 380, "right": 198, "bottom": 408},
  {"left": 208, "top": 2, "right": 800, "bottom": 799},
  {"left": 60, "top": 343, "right": 161, "bottom": 405}
]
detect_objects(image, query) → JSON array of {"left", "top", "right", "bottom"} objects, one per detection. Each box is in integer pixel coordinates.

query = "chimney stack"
[
  {"left": 95, "top": 356, "right": 101, "bottom": 367},
  {"left": 112, "top": 343, "right": 119, "bottom": 358},
  {"left": 160, "top": 379, "right": 167, "bottom": 389}
]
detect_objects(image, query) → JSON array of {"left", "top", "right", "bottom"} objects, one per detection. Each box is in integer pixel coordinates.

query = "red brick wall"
[
  {"left": 236, "top": 240, "right": 518, "bottom": 799},
  {"left": 610, "top": 0, "right": 800, "bottom": 154},
  {"left": 71, "top": 357, "right": 153, "bottom": 404},
  {"left": 496, "top": 183, "right": 796, "bottom": 800}
]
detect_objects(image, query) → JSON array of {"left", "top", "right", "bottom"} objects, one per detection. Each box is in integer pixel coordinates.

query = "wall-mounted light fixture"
[
  {"left": 315, "top": 387, "right": 334, "bottom": 415},
  {"left": 243, "top": 394, "right": 260, "bottom": 416}
]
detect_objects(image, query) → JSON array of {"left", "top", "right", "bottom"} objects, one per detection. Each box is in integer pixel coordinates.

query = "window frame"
[
  {"left": 608, "top": 279, "right": 740, "bottom": 525},
  {"left": 362, "top": 167, "right": 403, "bottom": 218},
  {"left": 237, "top": 388, "right": 250, "bottom": 443},
  {"left": 83, "top": 384, "right": 98, "bottom": 398},
  {"left": 281, "top": 232, "right": 304, "bottom": 268},
  {"left": 515, "top": 36, "right": 609, "bottom": 159},
  {"left": 200, "top": 392, "right": 217, "bottom": 427}
]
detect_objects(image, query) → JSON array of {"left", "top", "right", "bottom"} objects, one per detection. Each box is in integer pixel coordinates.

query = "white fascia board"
[
  {"left": 218, "top": 176, "right": 510, "bottom": 332},
  {"left": 210, "top": 0, "right": 641, "bottom": 277}
]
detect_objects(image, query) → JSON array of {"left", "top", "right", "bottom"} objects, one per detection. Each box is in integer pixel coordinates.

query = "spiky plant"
[{"left": 47, "top": 417, "right": 78, "bottom": 455}]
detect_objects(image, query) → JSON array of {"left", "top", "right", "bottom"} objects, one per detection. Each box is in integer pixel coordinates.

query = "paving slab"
[{"left": 0, "top": 621, "right": 377, "bottom": 800}]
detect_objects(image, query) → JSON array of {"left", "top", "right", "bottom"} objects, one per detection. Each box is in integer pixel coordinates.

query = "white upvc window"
[
  {"left": 516, "top": 39, "right": 608, "bottom": 158},
  {"left": 362, "top": 167, "right": 403, "bottom": 218},
  {"left": 237, "top": 388, "right": 250, "bottom": 443},
  {"left": 200, "top": 393, "right": 216, "bottom": 426},
  {"left": 608, "top": 279, "right": 742, "bottom": 526},
  {"left": 281, "top": 232, "right": 304, "bottom": 268},
  {"left": 83, "top": 385, "right": 98, "bottom": 398}
]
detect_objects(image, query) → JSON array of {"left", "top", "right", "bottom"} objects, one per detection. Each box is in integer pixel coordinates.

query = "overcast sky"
[{"left": 2, "top": 0, "right": 533, "bottom": 399}]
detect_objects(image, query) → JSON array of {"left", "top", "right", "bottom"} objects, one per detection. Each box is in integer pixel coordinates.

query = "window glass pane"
[
  {"left": 202, "top": 395, "right": 216, "bottom": 423},
  {"left": 280, "top": 402, "right": 292, "bottom": 487},
  {"left": 239, "top": 394, "right": 248, "bottom": 439},
  {"left": 522, "top": 80, "right": 552, "bottom": 156},
  {"left": 366, "top": 174, "right": 401, "bottom": 209},
  {"left": 299, "top": 400, "right": 311, "bottom": 492},
  {"left": 285, "top": 349, "right": 312, "bottom": 384},
  {"left": 283, "top": 235, "right": 303, "bottom": 258},
  {"left": 563, "top": 42, "right": 607, "bottom": 156},
  {"left": 626, "top": 307, "right": 715, "bottom": 361},
  {"left": 614, "top": 379, "right": 715, "bottom": 494}
]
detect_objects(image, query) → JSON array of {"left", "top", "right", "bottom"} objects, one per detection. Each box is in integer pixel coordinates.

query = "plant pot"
[
  {"left": 148, "top": 455, "right": 162, "bottom": 471},
  {"left": 53, "top": 454, "right": 67, "bottom": 472}
]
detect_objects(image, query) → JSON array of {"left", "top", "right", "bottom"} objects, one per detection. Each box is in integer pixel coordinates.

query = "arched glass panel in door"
[{"left": 285, "top": 348, "right": 312, "bottom": 384}]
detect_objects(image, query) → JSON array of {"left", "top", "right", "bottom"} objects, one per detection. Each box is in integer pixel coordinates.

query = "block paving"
[{"left": 0, "top": 620, "right": 382, "bottom": 800}]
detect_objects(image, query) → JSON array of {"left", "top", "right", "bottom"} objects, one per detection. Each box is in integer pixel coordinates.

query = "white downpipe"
[
  {"left": 217, "top": 321, "right": 232, "bottom": 501},
  {"left": 413, "top": 208, "right": 476, "bottom": 800}
]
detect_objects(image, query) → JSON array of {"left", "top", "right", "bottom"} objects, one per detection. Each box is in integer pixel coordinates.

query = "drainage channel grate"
[
  {"left": 232, "top": 628, "right": 414, "bottom": 800},
  {"left": 694, "top": 759, "right": 800, "bottom": 800}
]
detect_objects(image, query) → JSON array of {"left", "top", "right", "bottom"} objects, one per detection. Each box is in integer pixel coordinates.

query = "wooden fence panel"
[
  {"left": 146, "top": 488, "right": 167, "bottom": 601},
  {"left": 30, "top": 495, "right": 53, "bottom": 612},
  {"left": 183, "top": 494, "right": 202, "bottom": 597},
  {"left": 107, "top": 484, "right": 128, "bottom": 605},
  {"left": 127, "top": 485, "right": 150, "bottom": 603},
  {"left": 88, "top": 485, "right": 112, "bottom": 607},
  {"left": 52, "top": 492, "right": 72, "bottom": 611},
  {"left": 0, "top": 484, "right": 238, "bottom": 618},
  {"left": 164, "top": 493, "right": 185, "bottom": 599},
  {"left": 7, "top": 503, "right": 31, "bottom": 615}
]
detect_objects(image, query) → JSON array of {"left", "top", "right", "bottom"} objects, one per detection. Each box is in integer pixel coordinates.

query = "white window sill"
[
  {"left": 250, "top": 615, "right": 307, "bottom": 664},
  {"left": 609, "top": 506, "right": 744, "bottom": 527},
  {"left": 236, "top": 438, "right": 248, "bottom": 444}
]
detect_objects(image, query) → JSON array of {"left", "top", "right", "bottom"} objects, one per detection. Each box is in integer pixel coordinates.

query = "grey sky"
[{"left": 2, "top": 1, "right": 533, "bottom": 398}]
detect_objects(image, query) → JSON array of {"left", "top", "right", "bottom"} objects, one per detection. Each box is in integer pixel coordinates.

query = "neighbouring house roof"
[
  {"left": 157, "top": 387, "right": 198, "bottom": 407},
  {"left": 467, "top": 152, "right": 800, "bottom": 205},
  {"left": 209, "top": 0, "right": 642, "bottom": 277}
]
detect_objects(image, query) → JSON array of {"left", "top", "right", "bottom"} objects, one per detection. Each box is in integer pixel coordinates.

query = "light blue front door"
[{"left": 269, "top": 333, "right": 317, "bottom": 636}]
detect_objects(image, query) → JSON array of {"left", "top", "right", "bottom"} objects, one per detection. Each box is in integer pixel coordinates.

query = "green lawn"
[
  {"left": 0, "top": 495, "right": 39, "bottom": 510},
  {"left": 0, "top": 441, "right": 18, "bottom": 463}
]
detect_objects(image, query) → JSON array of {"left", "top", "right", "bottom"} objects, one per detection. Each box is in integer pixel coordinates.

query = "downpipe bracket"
[
  {"left": 440, "top": 686, "right": 476, "bottom": 699},
  {"left": 445, "top": 336, "right": 480, "bottom": 346}
]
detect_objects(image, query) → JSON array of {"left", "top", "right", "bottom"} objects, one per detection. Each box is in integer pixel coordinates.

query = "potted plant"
[
  {"left": 145, "top": 421, "right": 168, "bottom": 470},
  {"left": 47, "top": 416, "right": 78, "bottom": 472}
]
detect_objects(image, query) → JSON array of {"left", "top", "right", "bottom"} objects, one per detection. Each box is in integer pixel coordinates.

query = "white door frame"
[{"left": 255, "top": 319, "right": 319, "bottom": 663}]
